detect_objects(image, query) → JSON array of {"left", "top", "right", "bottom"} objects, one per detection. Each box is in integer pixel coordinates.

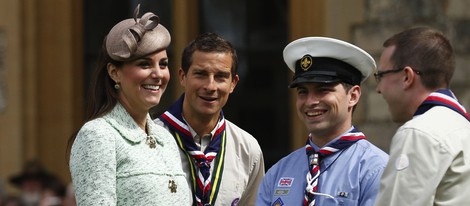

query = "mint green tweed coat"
[{"left": 70, "top": 103, "right": 190, "bottom": 205}]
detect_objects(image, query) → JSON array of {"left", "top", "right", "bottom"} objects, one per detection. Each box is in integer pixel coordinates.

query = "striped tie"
[
  {"left": 159, "top": 95, "right": 227, "bottom": 206},
  {"left": 304, "top": 147, "right": 320, "bottom": 206},
  {"left": 304, "top": 127, "right": 366, "bottom": 205},
  {"left": 192, "top": 120, "right": 225, "bottom": 205}
]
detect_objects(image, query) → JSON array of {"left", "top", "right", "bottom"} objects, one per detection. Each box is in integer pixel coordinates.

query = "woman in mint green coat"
[{"left": 68, "top": 5, "right": 190, "bottom": 205}]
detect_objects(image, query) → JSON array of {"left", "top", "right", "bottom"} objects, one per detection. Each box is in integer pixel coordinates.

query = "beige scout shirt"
[
  {"left": 375, "top": 106, "right": 470, "bottom": 206},
  {"left": 155, "top": 118, "right": 265, "bottom": 206}
]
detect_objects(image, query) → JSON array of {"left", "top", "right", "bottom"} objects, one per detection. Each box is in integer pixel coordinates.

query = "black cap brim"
[{"left": 288, "top": 75, "right": 342, "bottom": 88}]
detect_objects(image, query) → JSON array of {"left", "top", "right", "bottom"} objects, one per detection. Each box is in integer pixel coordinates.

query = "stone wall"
[{"left": 351, "top": 0, "right": 470, "bottom": 152}]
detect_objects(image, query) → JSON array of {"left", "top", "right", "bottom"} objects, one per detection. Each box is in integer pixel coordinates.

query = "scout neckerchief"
[
  {"left": 159, "top": 95, "right": 226, "bottom": 206},
  {"left": 414, "top": 89, "right": 470, "bottom": 122},
  {"left": 304, "top": 126, "right": 366, "bottom": 206}
]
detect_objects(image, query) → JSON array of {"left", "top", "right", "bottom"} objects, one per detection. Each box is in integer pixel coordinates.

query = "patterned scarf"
[
  {"left": 159, "top": 95, "right": 226, "bottom": 206},
  {"left": 304, "top": 127, "right": 366, "bottom": 206},
  {"left": 414, "top": 89, "right": 470, "bottom": 122}
]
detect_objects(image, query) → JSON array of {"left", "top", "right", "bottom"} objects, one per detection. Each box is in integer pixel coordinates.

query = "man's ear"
[
  {"left": 229, "top": 74, "right": 239, "bottom": 94},
  {"left": 178, "top": 68, "right": 186, "bottom": 87},
  {"left": 402, "top": 66, "right": 416, "bottom": 89},
  {"left": 348, "top": 85, "right": 361, "bottom": 108}
]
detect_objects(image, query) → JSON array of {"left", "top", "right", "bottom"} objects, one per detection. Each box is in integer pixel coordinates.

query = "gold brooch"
[
  {"left": 146, "top": 136, "right": 156, "bottom": 148},
  {"left": 168, "top": 180, "right": 177, "bottom": 193}
]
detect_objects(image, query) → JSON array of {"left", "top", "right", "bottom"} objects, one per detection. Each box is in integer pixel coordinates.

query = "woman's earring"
[{"left": 114, "top": 82, "right": 120, "bottom": 90}]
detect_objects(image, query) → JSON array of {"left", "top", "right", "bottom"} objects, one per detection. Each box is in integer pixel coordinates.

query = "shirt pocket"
[{"left": 319, "top": 196, "right": 358, "bottom": 206}]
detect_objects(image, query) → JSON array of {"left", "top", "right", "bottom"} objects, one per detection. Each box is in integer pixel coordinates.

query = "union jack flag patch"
[{"left": 277, "top": 177, "right": 294, "bottom": 187}]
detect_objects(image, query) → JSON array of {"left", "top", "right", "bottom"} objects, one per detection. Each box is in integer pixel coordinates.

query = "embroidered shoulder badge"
[
  {"left": 277, "top": 177, "right": 294, "bottom": 187},
  {"left": 272, "top": 197, "right": 284, "bottom": 206}
]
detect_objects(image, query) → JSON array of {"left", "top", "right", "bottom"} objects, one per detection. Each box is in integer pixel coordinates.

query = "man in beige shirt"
[
  {"left": 374, "top": 27, "right": 470, "bottom": 205},
  {"left": 155, "top": 32, "right": 264, "bottom": 206}
]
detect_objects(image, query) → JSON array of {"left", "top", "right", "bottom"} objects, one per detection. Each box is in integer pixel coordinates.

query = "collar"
[
  {"left": 182, "top": 116, "right": 217, "bottom": 139},
  {"left": 103, "top": 102, "right": 162, "bottom": 145},
  {"left": 309, "top": 126, "right": 354, "bottom": 151}
]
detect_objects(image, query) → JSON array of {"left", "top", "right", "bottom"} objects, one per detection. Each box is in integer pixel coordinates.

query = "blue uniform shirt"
[{"left": 257, "top": 135, "right": 388, "bottom": 206}]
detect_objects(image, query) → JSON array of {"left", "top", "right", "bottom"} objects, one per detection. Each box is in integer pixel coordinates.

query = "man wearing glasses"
[
  {"left": 374, "top": 27, "right": 470, "bottom": 206},
  {"left": 256, "top": 37, "right": 388, "bottom": 206}
]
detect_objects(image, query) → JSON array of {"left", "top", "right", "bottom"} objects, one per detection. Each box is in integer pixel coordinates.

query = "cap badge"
[{"left": 300, "top": 55, "right": 312, "bottom": 71}]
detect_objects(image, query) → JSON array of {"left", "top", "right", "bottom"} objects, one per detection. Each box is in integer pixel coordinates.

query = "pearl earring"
[{"left": 114, "top": 83, "right": 120, "bottom": 90}]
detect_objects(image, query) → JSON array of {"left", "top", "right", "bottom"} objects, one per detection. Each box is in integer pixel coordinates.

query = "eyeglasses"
[
  {"left": 373, "top": 68, "right": 404, "bottom": 83},
  {"left": 374, "top": 67, "right": 422, "bottom": 83}
]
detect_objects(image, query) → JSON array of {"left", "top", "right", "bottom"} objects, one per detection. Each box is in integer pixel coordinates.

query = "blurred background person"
[
  {"left": 8, "top": 160, "right": 64, "bottom": 206},
  {"left": 1, "top": 196, "right": 23, "bottom": 206},
  {"left": 60, "top": 183, "right": 75, "bottom": 206},
  {"left": 38, "top": 175, "right": 65, "bottom": 206}
]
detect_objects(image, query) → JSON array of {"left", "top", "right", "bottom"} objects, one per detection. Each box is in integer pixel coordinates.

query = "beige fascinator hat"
[{"left": 106, "top": 4, "right": 171, "bottom": 61}]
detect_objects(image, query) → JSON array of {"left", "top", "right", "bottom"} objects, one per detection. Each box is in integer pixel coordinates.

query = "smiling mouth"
[
  {"left": 306, "top": 110, "right": 325, "bottom": 117},
  {"left": 200, "top": 96, "right": 217, "bottom": 101},
  {"left": 142, "top": 84, "right": 160, "bottom": 91}
]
